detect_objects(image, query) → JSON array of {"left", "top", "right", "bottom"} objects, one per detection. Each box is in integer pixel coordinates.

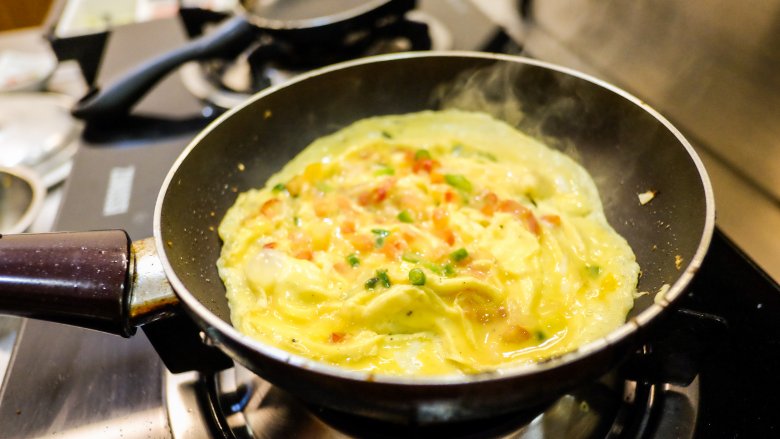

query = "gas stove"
[{"left": 1, "top": 1, "right": 779, "bottom": 438}]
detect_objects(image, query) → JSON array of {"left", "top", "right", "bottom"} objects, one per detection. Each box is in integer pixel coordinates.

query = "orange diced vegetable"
[
  {"left": 357, "top": 178, "right": 396, "bottom": 206},
  {"left": 350, "top": 234, "right": 375, "bottom": 252},
  {"left": 380, "top": 233, "right": 408, "bottom": 259},
  {"left": 333, "top": 261, "right": 350, "bottom": 274},
  {"left": 260, "top": 198, "right": 282, "bottom": 218},
  {"left": 432, "top": 207, "right": 449, "bottom": 228},
  {"left": 436, "top": 228, "right": 456, "bottom": 246},
  {"left": 340, "top": 220, "right": 356, "bottom": 234},
  {"left": 480, "top": 191, "right": 499, "bottom": 216},
  {"left": 313, "top": 199, "right": 330, "bottom": 217},
  {"left": 294, "top": 249, "right": 313, "bottom": 260},
  {"left": 444, "top": 190, "right": 458, "bottom": 203},
  {"left": 413, "top": 158, "right": 440, "bottom": 174},
  {"left": 498, "top": 200, "right": 540, "bottom": 235},
  {"left": 330, "top": 332, "right": 346, "bottom": 343},
  {"left": 541, "top": 214, "right": 561, "bottom": 226}
]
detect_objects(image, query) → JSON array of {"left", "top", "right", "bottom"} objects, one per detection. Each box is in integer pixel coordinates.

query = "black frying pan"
[
  {"left": 0, "top": 52, "right": 714, "bottom": 423},
  {"left": 71, "top": 0, "right": 414, "bottom": 120}
]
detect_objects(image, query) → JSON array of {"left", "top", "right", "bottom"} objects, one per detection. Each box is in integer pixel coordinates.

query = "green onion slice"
[
  {"left": 365, "top": 277, "right": 379, "bottom": 289},
  {"left": 409, "top": 268, "right": 426, "bottom": 286},
  {"left": 443, "top": 263, "right": 456, "bottom": 277},
  {"left": 377, "top": 269, "right": 392, "bottom": 288},
  {"left": 450, "top": 248, "right": 469, "bottom": 262},
  {"left": 374, "top": 164, "right": 395, "bottom": 176},
  {"left": 371, "top": 229, "right": 390, "bottom": 248},
  {"left": 346, "top": 254, "right": 360, "bottom": 267},
  {"left": 444, "top": 174, "right": 473, "bottom": 192},
  {"left": 586, "top": 265, "right": 602, "bottom": 277},
  {"left": 397, "top": 210, "right": 414, "bottom": 223}
]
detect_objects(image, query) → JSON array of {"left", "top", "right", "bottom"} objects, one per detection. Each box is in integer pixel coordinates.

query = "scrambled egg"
[{"left": 217, "top": 110, "right": 639, "bottom": 376}]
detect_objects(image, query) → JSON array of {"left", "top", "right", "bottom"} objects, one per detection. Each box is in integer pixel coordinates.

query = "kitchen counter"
[{"left": 483, "top": 0, "right": 780, "bottom": 282}]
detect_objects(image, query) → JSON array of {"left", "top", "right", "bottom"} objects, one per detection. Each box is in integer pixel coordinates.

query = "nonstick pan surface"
[{"left": 155, "top": 52, "right": 715, "bottom": 422}]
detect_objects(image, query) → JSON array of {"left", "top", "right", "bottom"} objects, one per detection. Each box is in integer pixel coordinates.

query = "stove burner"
[
  {"left": 180, "top": 10, "right": 452, "bottom": 110},
  {"left": 165, "top": 362, "right": 698, "bottom": 438}
]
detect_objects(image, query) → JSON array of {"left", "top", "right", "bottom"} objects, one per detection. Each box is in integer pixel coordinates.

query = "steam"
[
  {"left": 427, "top": 59, "right": 687, "bottom": 297},
  {"left": 432, "top": 62, "right": 528, "bottom": 128},
  {"left": 428, "top": 59, "right": 647, "bottom": 213},
  {"left": 430, "top": 61, "right": 585, "bottom": 163}
]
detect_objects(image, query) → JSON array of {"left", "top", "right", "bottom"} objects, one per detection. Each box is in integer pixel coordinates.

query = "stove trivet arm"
[
  {"left": 71, "top": 16, "right": 256, "bottom": 121},
  {"left": 620, "top": 307, "right": 729, "bottom": 386}
]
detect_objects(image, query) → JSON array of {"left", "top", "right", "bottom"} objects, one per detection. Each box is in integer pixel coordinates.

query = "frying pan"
[
  {"left": 0, "top": 52, "right": 714, "bottom": 423},
  {"left": 70, "top": 0, "right": 415, "bottom": 120}
]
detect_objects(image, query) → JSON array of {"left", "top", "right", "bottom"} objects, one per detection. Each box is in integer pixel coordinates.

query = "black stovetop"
[{"left": 678, "top": 230, "right": 780, "bottom": 437}]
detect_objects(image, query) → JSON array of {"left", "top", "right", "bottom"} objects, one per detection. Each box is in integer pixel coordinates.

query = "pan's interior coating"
[
  {"left": 216, "top": 110, "right": 639, "bottom": 376},
  {"left": 156, "top": 55, "right": 710, "bottom": 418},
  {"left": 159, "top": 56, "right": 707, "bottom": 329}
]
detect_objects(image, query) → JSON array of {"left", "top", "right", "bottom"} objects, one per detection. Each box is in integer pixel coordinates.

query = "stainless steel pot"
[{"left": 70, "top": 0, "right": 413, "bottom": 120}]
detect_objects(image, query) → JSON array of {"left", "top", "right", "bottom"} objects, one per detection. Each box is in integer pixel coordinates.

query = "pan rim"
[
  {"left": 241, "top": 0, "right": 395, "bottom": 31},
  {"left": 154, "top": 50, "right": 715, "bottom": 385}
]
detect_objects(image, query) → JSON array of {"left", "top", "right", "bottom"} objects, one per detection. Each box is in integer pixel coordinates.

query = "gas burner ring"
[
  {"left": 164, "top": 363, "right": 699, "bottom": 438},
  {"left": 179, "top": 10, "right": 453, "bottom": 110}
]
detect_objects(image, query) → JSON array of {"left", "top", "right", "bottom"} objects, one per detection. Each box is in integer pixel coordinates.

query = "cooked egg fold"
[{"left": 217, "top": 110, "right": 639, "bottom": 376}]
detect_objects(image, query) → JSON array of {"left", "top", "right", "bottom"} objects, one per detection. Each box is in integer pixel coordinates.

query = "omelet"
[{"left": 217, "top": 110, "right": 639, "bottom": 376}]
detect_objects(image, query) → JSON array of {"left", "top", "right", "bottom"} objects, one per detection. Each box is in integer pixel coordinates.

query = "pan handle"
[
  {"left": 71, "top": 16, "right": 256, "bottom": 120},
  {"left": 0, "top": 231, "right": 178, "bottom": 337}
]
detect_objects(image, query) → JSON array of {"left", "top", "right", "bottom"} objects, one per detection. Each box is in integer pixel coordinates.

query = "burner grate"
[
  {"left": 164, "top": 363, "right": 698, "bottom": 439},
  {"left": 179, "top": 10, "right": 453, "bottom": 110}
]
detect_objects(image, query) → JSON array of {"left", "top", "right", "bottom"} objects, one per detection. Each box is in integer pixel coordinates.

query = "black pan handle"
[
  {"left": 0, "top": 231, "right": 232, "bottom": 371},
  {"left": 71, "top": 16, "right": 256, "bottom": 120},
  {"left": 0, "top": 230, "right": 135, "bottom": 336}
]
